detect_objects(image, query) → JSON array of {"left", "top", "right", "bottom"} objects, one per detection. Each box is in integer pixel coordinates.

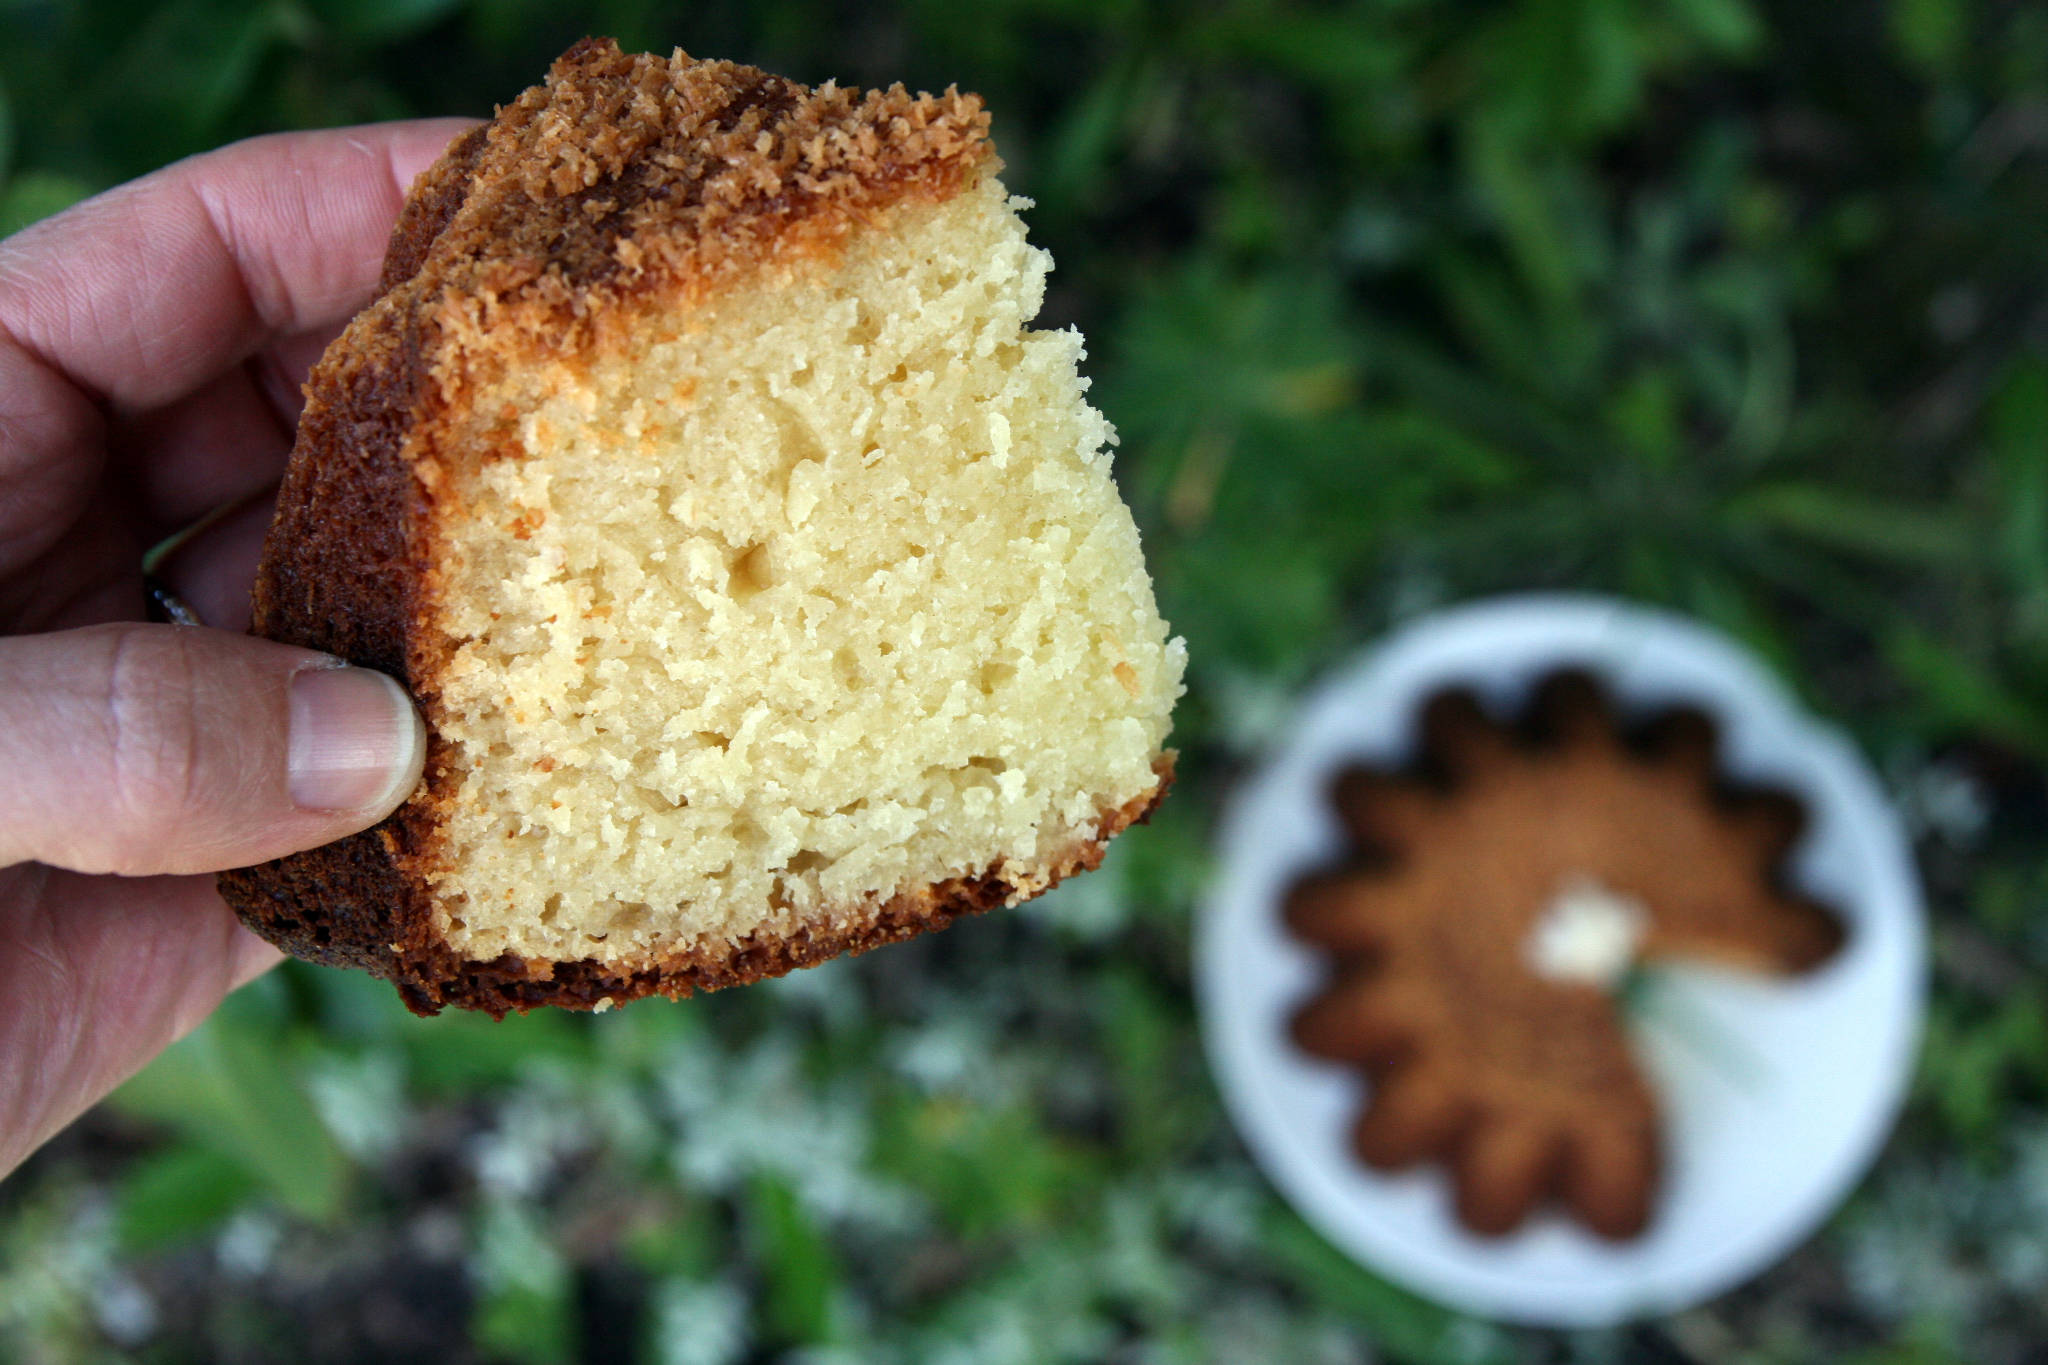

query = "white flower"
[{"left": 1524, "top": 875, "right": 1649, "bottom": 988}]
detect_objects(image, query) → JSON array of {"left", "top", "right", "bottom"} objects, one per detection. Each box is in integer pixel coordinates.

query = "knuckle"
[{"left": 103, "top": 624, "right": 205, "bottom": 857}]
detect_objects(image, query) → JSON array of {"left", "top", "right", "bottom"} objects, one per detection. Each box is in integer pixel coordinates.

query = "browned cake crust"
[
  {"left": 216, "top": 39, "right": 1164, "bottom": 1017},
  {"left": 1284, "top": 671, "right": 1843, "bottom": 1239}
]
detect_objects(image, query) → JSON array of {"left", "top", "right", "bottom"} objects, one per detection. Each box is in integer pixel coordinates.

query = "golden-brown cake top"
[{"left": 387, "top": 37, "right": 994, "bottom": 354}]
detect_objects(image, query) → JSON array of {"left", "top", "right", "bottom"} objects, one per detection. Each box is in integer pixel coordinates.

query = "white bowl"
[{"left": 1196, "top": 594, "right": 1926, "bottom": 1326}]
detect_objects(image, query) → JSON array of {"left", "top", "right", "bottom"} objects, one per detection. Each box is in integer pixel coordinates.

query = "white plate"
[{"left": 1196, "top": 594, "right": 1926, "bottom": 1326}]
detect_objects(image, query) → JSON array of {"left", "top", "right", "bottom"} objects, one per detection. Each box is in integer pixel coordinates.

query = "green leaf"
[
  {"left": 1608, "top": 366, "right": 1684, "bottom": 469},
  {"left": 1681, "top": 566, "right": 1801, "bottom": 680},
  {"left": 1727, "top": 483, "right": 1982, "bottom": 567},
  {"left": 747, "top": 1174, "right": 841, "bottom": 1345},
  {"left": 1890, "top": 0, "right": 1972, "bottom": 75},
  {"left": 1353, "top": 318, "right": 1606, "bottom": 470},
  {"left": 1886, "top": 626, "right": 2048, "bottom": 756},
  {"left": 477, "top": 1287, "right": 571, "bottom": 1358},
  {"left": 1116, "top": 796, "right": 1217, "bottom": 918},
  {"left": 1156, "top": 539, "right": 1336, "bottom": 677},
  {"left": 1717, "top": 285, "right": 1795, "bottom": 461},
  {"left": 1191, "top": 10, "right": 1408, "bottom": 92},
  {"left": 114, "top": 1144, "right": 260, "bottom": 1252},
  {"left": 623, "top": 1194, "right": 722, "bottom": 1281},
  {"left": 0, "top": 171, "right": 92, "bottom": 236},
  {"left": 1989, "top": 358, "right": 2048, "bottom": 604},
  {"left": 474, "top": 1200, "right": 575, "bottom": 1365},
  {"left": 97, "top": 0, "right": 304, "bottom": 149},
  {"left": 108, "top": 994, "right": 347, "bottom": 1224},
  {"left": 1264, "top": 1209, "right": 1512, "bottom": 1365},
  {"left": 1361, "top": 409, "right": 1523, "bottom": 492},
  {"left": 403, "top": 1005, "right": 588, "bottom": 1095},
  {"left": 1426, "top": 247, "right": 1567, "bottom": 402},
  {"left": 306, "top": 0, "right": 462, "bottom": 43},
  {"left": 1097, "top": 969, "right": 1190, "bottom": 1163},
  {"left": 1035, "top": 59, "right": 1157, "bottom": 220},
  {"left": 1462, "top": 114, "right": 1578, "bottom": 305},
  {"left": 1577, "top": 0, "right": 1643, "bottom": 134},
  {"left": 0, "top": 72, "right": 13, "bottom": 182},
  {"left": 1662, "top": 0, "right": 1765, "bottom": 56},
  {"left": 1924, "top": 990, "right": 2048, "bottom": 1145},
  {"left": 1107, "top": 263, "right": 1362, "bottom": 470},
  {"left": 298, "top": 959, "right": 416, "bottom": 1042},
  {"left": 1838, "top": 1335, "right": 1976, "bottom": 1365},
  {"left": 874, "top": 1092, "right": 1095, "bottom": 1238}
]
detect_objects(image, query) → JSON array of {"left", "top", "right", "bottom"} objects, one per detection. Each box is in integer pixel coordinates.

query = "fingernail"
[{"left": 288, "top": 666, "right": 426, "bottom": 813}]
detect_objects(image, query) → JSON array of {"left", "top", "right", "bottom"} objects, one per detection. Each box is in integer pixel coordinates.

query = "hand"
[{"left": 0, "top": 120, "right": 477, "bottom": 1178}]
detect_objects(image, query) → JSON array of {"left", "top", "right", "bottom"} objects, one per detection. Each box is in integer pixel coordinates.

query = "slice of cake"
[{"left": 217, "top": 39, "right": 1184, "bottom": 1016}]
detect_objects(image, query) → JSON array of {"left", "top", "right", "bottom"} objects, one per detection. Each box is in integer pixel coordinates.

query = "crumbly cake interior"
[{"left": 426, "top": 173, "right": 1184, "bottom": 964}]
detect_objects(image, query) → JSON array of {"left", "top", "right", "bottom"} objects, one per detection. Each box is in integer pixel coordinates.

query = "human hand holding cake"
[{"left": 0, "top": 40, "right": 1180, "bottom": 1173}]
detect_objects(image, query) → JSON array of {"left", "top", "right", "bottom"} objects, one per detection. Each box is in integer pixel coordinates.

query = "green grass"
[{"left": 3, "top": 1, "right": 2048, "bottom": 1360}]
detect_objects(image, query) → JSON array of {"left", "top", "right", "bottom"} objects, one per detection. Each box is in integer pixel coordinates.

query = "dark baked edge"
[{"left": 222, "top": 758, "right": 1170, "bottom": 1018}]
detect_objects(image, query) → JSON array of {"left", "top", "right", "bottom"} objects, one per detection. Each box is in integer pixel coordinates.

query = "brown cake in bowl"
[{"left": 1285, "top": 671, "right": 1841, "bottom": 1238}]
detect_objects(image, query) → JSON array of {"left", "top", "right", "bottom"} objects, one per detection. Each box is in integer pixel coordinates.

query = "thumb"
[{"left": 0, "top": 622, "right": 426, "bottom": 875}]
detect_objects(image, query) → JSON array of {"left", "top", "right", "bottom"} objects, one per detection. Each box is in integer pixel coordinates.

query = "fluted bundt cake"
[
  {"left": 1285, "top": 671, "right": 1840, "bottom": 1238},
  {"left": 217, "top": 39, "right": 1184, "bottom": 1016}
]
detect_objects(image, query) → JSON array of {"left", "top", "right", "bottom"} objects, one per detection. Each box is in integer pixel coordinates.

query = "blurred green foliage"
[{"left": 3, "top": 0, "right": 2048, "bottom": 1361}]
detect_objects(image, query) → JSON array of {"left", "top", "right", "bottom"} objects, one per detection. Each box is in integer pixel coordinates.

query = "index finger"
[{"left": 0, "top": 118, "right": 480, "bottom": 413}]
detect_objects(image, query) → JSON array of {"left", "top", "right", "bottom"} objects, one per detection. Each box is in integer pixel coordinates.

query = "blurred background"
[{"left": 3, "top": 0, "right": 2047, "bottom": 1360}]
